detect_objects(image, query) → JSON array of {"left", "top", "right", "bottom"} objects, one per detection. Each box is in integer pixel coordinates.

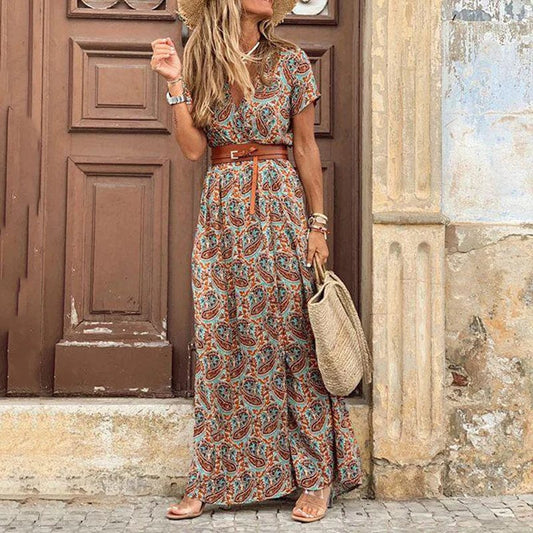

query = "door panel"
[
  {"left": 69, "top": 38, "right": 171, "bottom": 132},
  {"left": 0, "top": 0, "right": 48, "bottom": 395},
  {"left": 55, "top": 156, "right": 171, "bottom": 395},
  {"left": 48, "top": 0, "right": 186, "bottom": 396}
]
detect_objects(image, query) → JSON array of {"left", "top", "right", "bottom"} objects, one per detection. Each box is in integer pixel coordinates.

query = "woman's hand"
[
  {"left": 150, "top": 37, "right": 182, "bottom": 82},
  {"left": 152, "top": 37, "right": 206, "bottom": 160},
  {"left": 306, "top": 229, "right": 329, "bottom": 268}
]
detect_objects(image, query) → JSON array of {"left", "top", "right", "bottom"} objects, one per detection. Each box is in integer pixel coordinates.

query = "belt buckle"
[{"left": 230, "top": 149, "right": 239, "bottom": 160}]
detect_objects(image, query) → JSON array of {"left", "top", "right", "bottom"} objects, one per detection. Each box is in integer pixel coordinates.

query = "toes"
[
  {"left": 168, "top": 504, "right": 193, "bottom": 515},
  {"left": 307, "top": 505, "right": 318, "bottom": 517},
  {"left": 294, "top": 504, "right": 316, "bottom": 518},
  {"left": 293, "top": 506, "right": 310, "bottom": 517}
]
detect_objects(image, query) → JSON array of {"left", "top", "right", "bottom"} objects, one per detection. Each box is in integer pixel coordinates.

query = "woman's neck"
[{"left": 239, "top": 20, "right": 261, "bottom": 54}]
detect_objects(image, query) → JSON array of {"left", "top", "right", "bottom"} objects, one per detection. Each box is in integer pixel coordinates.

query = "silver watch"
[{"left": 166, "top": 90, "right": 187, "bottom": 105}]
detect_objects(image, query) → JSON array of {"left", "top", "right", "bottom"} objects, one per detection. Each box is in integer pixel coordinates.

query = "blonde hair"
[{"left": 180, "top": 0, "right": 298, "bottom": 128}]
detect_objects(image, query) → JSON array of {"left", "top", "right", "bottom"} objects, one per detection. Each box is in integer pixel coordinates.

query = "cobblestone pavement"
[{"left": 0, "top": 493, "right": 532, "bottom": 532}]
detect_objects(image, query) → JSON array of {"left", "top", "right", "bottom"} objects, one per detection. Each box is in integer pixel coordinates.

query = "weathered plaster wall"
[
  {"left": 444, "top": 225, "right": 533, "bottom": 494},
  {"left": 442, "top": 0, "right": 533, "bottom": 495},
  {"left": 443, "top": 0, "right": 532, "bottom": 222}
]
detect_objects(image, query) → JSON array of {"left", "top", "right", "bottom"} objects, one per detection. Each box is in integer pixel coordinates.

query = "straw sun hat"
[{"left": 176, "top": 0, "right": 298, "bottom": 29}]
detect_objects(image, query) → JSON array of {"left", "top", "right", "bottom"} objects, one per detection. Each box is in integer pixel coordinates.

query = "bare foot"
[{"left": 167, "top": 495, "right": 203, "bottom": 516}]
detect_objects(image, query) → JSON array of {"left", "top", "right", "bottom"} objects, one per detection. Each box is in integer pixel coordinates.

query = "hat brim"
[{"left": 176, "top": 0, "right": 298, "bottom": 30}]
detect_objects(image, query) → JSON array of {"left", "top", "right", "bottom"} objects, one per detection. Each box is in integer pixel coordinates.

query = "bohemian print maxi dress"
[{"left": 182, "top": 45, "right": 363, "bottom": 506}]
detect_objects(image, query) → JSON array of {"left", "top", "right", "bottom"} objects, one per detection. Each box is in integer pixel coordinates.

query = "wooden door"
[
  {"left": 0, "top": 0, "right": 361, "bottom": 397},
  {"left": 49, "top": 0, "right": 200, "bottom": 396}
]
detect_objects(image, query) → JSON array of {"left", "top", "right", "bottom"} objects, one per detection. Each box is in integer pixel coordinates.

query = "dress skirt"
[{"left": 182, "top": 156, "right": 364, "bottom": 506}]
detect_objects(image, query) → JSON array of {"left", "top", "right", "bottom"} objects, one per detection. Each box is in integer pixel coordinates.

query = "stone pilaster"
[{"left": 361, "top": 0, "right": 446, "bottom": 499}]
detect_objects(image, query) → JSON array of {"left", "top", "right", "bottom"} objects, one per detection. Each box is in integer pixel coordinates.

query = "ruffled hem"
[
  {"left": 183, "top": 471, "right": 299, "bottom": 506},
  {"left": 183, "top": 462, "right": 364, "bottom": 506}
]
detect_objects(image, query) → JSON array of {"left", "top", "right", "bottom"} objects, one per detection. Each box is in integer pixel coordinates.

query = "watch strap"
[{"left": 166, "top": 90, "right": 187, "bottom": 105}]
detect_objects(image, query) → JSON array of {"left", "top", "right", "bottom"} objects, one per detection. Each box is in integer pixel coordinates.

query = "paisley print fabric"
[{"left": 183, "top": 46, "right": 363, "bottom": 506}]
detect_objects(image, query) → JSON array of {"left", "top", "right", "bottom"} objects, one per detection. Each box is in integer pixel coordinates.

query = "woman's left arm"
[{"left": 293, "top": 106, "right": 329, "bottom": 268}]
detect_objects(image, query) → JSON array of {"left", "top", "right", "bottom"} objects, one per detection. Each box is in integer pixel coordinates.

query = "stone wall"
[{"left": 442, "top": 0, "right": 533, "bottom": 495}]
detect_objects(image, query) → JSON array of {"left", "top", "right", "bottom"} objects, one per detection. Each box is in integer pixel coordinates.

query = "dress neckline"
[
  {"left": 225, "top": 66, "right": 262, "bottom": 110},
  {"left": 224, "top": 48, "right": 282, "bottom": 110}
]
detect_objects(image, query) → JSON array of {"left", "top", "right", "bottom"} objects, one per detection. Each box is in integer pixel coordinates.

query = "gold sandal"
[
  {"left": 291, "top": 485, "right": 333, "bottom": 523},
  {"left": 166, "top": 496, "right": 206, "bottom": 520}
]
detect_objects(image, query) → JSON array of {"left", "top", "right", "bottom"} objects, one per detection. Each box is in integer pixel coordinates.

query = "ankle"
[
  {"left": 303, "top": 482, "right": 332, "bottom": 497},
  {"left": 182, "top": 495, "right": 202, "bottom": 504}
]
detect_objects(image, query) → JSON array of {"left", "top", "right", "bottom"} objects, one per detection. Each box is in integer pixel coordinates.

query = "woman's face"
[{"left": 241, "top": 0, "right": 274, "bottom": 21}]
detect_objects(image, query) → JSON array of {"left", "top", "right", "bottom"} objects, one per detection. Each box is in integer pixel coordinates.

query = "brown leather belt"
[{"left": 211, "top": 141, "right": 289, "bottom": 215}]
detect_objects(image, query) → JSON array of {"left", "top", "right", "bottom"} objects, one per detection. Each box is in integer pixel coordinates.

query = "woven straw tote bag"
[{"left": 307, "top": 254, "right": 373, "bottom": 396}]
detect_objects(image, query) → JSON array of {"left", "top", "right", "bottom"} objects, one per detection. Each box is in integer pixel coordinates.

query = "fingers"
[
  {"left": 150, "top": 57, "right": 166, "bottom": 70},
  {"left": 150, "top": 38, "right": 180, "bottom": 74},
  {"left": 150, "top": 38, "right": 180, "bottom": 81},
  {"left": 152, "top": 45, "right": 175, "bottom": 58},
  {"left": 150, "top": 37, "right": 176, "bottom": 50},
  {"left": 306, "top": 245, "right": 328, "bottom": 268},
  {"left": 151, "top": 52, "right": 172, "bottom": 62},
  {"left": 306, "top": 247, "right": 316, "bottom": 267},
  {"left": 150, "top": 39, "right": 177, "bottom": 67}
]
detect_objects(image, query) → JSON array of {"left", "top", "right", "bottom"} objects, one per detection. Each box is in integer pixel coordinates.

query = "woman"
[{"left": 150, "top": 0, "right": 363, "bottom": 523}]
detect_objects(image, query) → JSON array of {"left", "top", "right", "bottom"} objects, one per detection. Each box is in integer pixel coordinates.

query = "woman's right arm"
[{"left": 150, "top": 38, "right": 207, "bottom": 161}]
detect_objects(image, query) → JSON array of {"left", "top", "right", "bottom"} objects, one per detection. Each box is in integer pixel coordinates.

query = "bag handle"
[{"left": 312, "top": 254, "right": 326, "bottom": 286}]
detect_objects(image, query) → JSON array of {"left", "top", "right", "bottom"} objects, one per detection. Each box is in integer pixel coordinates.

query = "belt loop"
[{"left": 250, "top": 155, "right": 258, "bottom": 215}]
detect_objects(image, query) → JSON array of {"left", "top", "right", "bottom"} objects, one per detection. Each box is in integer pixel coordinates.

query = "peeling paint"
[
  {"left": 83, "top": 327, "right": 113, "bottom": 334},
  {"left": 505, "top": 0, "right": 529, "bottom": 21},
  {"left": 453, "top": 9, "right": 493, "bottom": 21},
  {"left": 445, "top": 223, "right": 533, "bottom": 495},
  {"left": 445, "top": 0, "right": 533, "bottom": 22},
  {"left": 462, "top": 411, "right": 507, "bottom": 451},
  {"left": 70, "top": 296, "right": 78, "bottom": 327},
  {"left": 443, "top": 1, "right": 533, "bottom": 223},
  {"left": 446, "top": 224, "right": 533, "bottom": 253},
  {"left": 520, "top": 275, "right": 533, "bottom": 306},
  {"left": 57, "top": 341, "right": 169, "bottom": 348}
]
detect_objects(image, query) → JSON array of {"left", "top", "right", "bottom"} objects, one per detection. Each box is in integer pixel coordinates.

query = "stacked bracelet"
[
  {"left": 307, "top": 211, "right": 329, "bottom": 240},
  {"left": 167, "top": 75, "right": 183, "bottom": 87},
  {"left": 307, "top": 226, "right": 329, "bottom": 240},
  {"left": 307, "top": 212, "right": 328, "bottom": 226}
]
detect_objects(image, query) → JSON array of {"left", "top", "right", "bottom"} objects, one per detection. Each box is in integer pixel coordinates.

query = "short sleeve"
[{"left": 289, "top": 48, "right": 321, "bottom": 116}]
